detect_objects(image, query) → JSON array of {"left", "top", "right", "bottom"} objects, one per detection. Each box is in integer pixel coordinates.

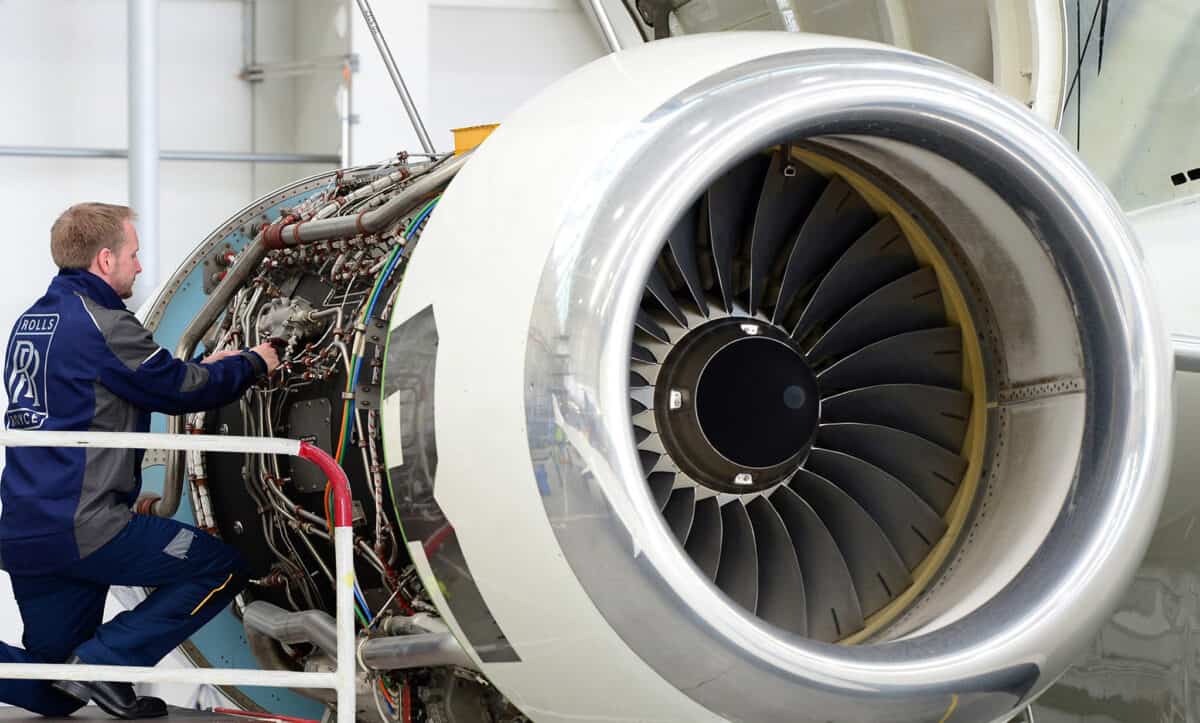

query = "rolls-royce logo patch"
[{"left": 6, "top": 314, "right": 58, "bottom": 429}]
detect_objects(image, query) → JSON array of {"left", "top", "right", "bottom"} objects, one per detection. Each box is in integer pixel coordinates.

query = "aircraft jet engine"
[{"left": 137, "top": 32, "right": 1173, "bottom": 723}]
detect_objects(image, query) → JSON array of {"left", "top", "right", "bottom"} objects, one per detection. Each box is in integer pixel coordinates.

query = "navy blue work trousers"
[{"left": 0, "top": 514, "right": 248, "bottom": 715}]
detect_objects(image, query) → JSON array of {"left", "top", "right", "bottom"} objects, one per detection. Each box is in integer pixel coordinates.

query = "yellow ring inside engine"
[{"left": 792, "top": 148, "right": 988, "bottom": 645}]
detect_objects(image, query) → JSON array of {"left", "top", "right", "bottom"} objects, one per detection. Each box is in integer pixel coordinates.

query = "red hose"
[{"left": 299, "top": 441, "right": 352, "bottom": 528}]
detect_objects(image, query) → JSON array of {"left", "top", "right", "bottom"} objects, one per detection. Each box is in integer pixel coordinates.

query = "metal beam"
[
  {"left": 129, "top": 0, "right": 160, "bottom": 305},
  {"left": 354, "top": 0, "right": 436, "bottom": 154},
  {"left": 0, "top": 146, "right": 341, "bottom": 164},
  {"left": 241, "top": 53, "right": 359, "bottom": 81},
  {"left": 583, "top": 0, "right": 622, "bottom": 51}
]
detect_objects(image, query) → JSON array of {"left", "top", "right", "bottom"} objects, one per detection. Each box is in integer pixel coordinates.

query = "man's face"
[{"left": 108, "top": 221, "right": 142, "bottom": 299}]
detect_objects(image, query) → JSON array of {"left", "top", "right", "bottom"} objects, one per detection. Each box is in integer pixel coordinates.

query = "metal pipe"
[
  {"left": 263, "top": 153, "right": 467, "bottom": 247},
  {"left": 155, "top": 240, "right": 271, "bottom": 518},
  {"left": 354, "top": 0, "right": 436, "bottom": 154},
  {"left": 360, "top": 632, "right": 476, "bottom": 671},
  {"left": 244, "top": 601, "right": 339, "bottom": 658},
  {"left": 1173, "top": 333, "right": 1200, "bottom": 373},
  {"left": 129, "top": 0, "right": 160, "bottom": 306},
  {"left": 244, "top": 596, "right": 476, "bottom": 671},
  {"left": 0, "top": 146, "right": 340, "bottom": 165},
  {"left": 582, "top": 0, "right": 622, "bottom": 52}
]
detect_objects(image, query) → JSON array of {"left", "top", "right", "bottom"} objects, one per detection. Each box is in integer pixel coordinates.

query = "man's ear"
[{"left": 95, "top": 247, "right": 112, "bottom": 274}]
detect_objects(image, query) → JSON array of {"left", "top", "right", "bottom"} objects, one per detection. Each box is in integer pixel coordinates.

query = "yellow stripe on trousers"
[{"left": 190, "top": 573, "right": 234, "bottom": 616}]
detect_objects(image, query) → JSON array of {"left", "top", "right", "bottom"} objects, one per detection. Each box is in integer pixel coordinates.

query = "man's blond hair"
[{"left": 50, "top": 203, "right": 136, "bottom": 269}]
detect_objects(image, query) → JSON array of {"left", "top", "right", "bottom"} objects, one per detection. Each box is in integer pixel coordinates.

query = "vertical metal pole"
[
  {"left": 298, "top": 441, "right": 358, "bottom": 723},
  {"left": 354, "top": 0, "right": 436, "bottom": 155},
  {"left": 129, "top": 0, "right": 160, "bottom": 304},
  {"left": 340, "top": 63, "right": 353, "bottom": 169},
  {"left": 335, "top": 526, "right": 356, "bottom": 723}
]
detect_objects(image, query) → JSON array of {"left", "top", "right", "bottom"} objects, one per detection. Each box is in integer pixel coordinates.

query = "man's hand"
[
  {"left": 200, "top": 349, "right": 240, "bottom": 364},
  {"left": 250, "top": 341, "right": 281, "bottom": 374}
]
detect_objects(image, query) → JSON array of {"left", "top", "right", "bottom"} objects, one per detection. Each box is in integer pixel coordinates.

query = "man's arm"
[{"left": 90, "top": 306, "right": 278, "bottom": 415}]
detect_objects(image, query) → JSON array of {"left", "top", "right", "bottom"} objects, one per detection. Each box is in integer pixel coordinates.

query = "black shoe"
[{"left": 51, "top": 656, "right": 168, "bottom": 719}]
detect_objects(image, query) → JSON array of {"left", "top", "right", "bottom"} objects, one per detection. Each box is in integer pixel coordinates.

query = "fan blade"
[
  {"left": 805, "top": 449, "right": 947, "bottom": 569},
  {"left": 635, "top": 310, "right": 671, "bottom": 344},
  {"left": 793, "top": 217, "right": 916, "bottom": 340},
  {"left": 663, "top": 487, "right": 697, "bottom": 542},
  {"left": 685, "top": 496, "right": 724, "bottom": 580},
  {"left": 645, "top": 266, "right": 689, "bottom": 328},
  {"left": 818, "top": 327, "right": 963, "bottom": 395},
  {"left": 648, "top": 471, "right": 674, "bottom": 510},
  {"left": 820, "top": 384, "right": 970, "bottom": 452},
  {"left": 707, "top": 154, "right": 770, "bottom": 313},
  {"left": 665, "top": 202, "right": 708, "bottom": 315},
  {"left": 746, "top": 497, "right": 808, "bottom": 635},
  {"left": 771, "top": 177, "right": 876, "bottom": 325},
  {"left": 715, "top": 502, "right": 759, "bottom": 613},
  {"left": 789, "top": 469, "right": 910, "bottom": 617},
  {"left": 807, "top": 267, "right": 945, "bottom": 366},
  {"left": 748, "top": 149, "right": 824, "bottom": 315},
  {"left": 816, "top": 423, "right": 966, "bottom": 515},
  {"left": 771, "top": 485, "right": 864, "bottom": 641},
  {"left": 631, "top": 343, "right": 658, "bottom": 364}
]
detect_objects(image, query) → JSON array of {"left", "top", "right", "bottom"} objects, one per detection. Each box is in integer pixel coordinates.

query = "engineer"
[{"left": 0, "top": 203, "right": 279, "bottom": 719}]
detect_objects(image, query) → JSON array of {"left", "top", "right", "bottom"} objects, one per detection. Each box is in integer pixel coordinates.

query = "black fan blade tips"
[
  {"left": 789, "top": 469, "right": 910, "bottom": 617},
  {"left": 771, "top": 485, "right": 864, "bottom": 641},
  {"left": 748, "top": 149, "right": 824, "bottom": 315},
  {"left": 707, "top": 154, "right": 770, "bottom": 313},
  {"left": 772, "top": 177, "right": 876, "bottom": 326},
  {"left": 807, "top": 267, "right": 945, "bottom": 367},
  {"left": 820, "top": 384, "right": 970, "bottom": 452},
  {"left": 818, "top": 327, "right": 963, "bottom": 395},
  {"left": 715, "top": 501, "right": 759, "bottom": 613},
  {"left": 685, "top": 496, "right": 724, "bottom": 580},
  {"left": 648, "top": 472, "right": 675, "bottom": 510},
  {"left": 665, "top": 202, "right": 708, "bottom": 315},
  {"left": 663, "top": 487, "right": 697, "bottom": 542},
  {"left": 746, "top": 497, "right": 808, "bottom": 635},
  {"left": 805, "top": 449, "right": 947, "bottom": 569},
  {"left": 793, "top": 217, "right": 917, "bottom": 341},
  {"left": 816, "top": 423, "right": 966, "bottom": 515},
  {"left": 645, "top": 266, "right": 689, "bottom": 328}
]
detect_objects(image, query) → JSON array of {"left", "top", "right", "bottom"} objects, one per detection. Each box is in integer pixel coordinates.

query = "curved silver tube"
[
  {"left": 261, "top": 153, "right": 468, "bottom": 248},
  {"left": 244, "top": 601, "right": 339, "bottom": 659},
  {"left": 244, "top": 600, "right": 475, "bottom": 671},
  {"left": 359, "top": 633, "right": 476, "bottom": 672}
]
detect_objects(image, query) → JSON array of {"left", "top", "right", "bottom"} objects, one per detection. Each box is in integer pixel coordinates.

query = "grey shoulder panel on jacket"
[{"left": 77, "top": 294, "right": 162, "bottom": 371}]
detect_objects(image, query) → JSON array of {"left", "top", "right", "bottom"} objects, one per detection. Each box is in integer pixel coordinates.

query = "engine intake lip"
[{"left": 524, "top": 39, "right": 1172, "bottom": 723}]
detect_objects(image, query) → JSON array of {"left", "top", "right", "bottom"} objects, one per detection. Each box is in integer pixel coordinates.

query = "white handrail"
[{"left": 0, "top": 431, "right": 356, "bottom": 723}]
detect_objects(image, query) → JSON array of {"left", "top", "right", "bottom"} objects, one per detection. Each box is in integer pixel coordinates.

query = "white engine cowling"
[{"left": 382, "top": 32, "right": 1173, "bottom": 723}]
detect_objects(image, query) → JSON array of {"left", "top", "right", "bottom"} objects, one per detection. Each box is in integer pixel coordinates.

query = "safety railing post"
[
  {"left": 0, "top": 431, "right": 357, "bottom": 718},
  {"left": 297, "top": 441, "right": 357, "bottom": 723}
]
